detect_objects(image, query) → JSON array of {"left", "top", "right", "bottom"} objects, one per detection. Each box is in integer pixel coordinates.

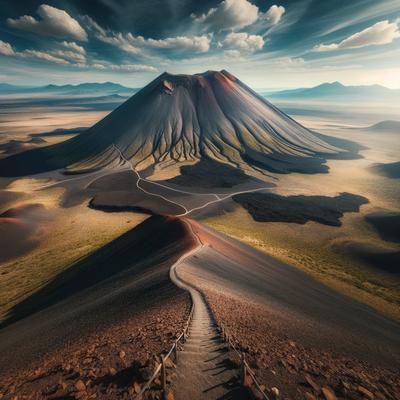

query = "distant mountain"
[
  {"left": 365, "top": 120, "right": 400, "bottom": 132},
  {"left": 266, "top": 82, "right": 400, "bottom": 101},
  {"left": 0, "top": 82, "right": 134, "bottom": 94}
]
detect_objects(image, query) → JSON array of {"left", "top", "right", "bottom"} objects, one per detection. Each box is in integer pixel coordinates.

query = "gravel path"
[{"left": 170, "top": 224, "right": 250, "bottom": 400}]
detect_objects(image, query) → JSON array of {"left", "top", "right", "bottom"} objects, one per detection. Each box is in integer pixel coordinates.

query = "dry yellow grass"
[
  {"left": 0, "top": 185, "right": 147, "bottom": 320},
  {"left": 204, "top": 207, "right": 400, "bottom": 321}
]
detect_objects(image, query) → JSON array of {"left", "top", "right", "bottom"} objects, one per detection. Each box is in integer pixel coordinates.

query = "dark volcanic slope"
[
  {"left": 0, "top": 216, "right": 196, "bottom": 374},
  {"left": 187, "top": 220, "right": 400, "bottom": 367},
  {"left": 0, "top": 70, "right": 351, "bottom": 177}
]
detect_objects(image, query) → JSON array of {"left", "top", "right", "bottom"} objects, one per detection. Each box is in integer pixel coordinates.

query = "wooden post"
[
  {"left": 174, "top": 341, "right": 178, "bottom": 362},
  {"left": 161, "top": 355, "right": 166, "bottom": 399},
  {"left": 240, "top": 353, "right": 247, "bottom": 386}
]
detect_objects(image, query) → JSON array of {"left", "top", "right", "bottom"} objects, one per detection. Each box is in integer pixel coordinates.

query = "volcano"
[{"left": 0, "top": 70, "right": 348, "bottom": 177}]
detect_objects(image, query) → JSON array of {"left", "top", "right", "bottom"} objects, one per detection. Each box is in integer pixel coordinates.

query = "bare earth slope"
[
  {"left": 183, "top": 220, "right": 400, "bottom": 366},
  {"left": 0, "top": 216, "right": 195, "bottom": 375},
  {"left": 0, "top": 70, "right": 349, "bottom": 177}
]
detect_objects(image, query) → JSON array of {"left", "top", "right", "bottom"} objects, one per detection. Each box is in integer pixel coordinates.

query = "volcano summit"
[{"left": 0, "top": 70, "right": 349, "bottom": 177}]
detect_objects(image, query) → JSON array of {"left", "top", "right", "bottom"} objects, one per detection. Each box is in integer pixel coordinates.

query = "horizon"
[
  {"left": 0, "top": 1, "right": 399, "bottom": 88},
  {"left": 2, "top": 76, "right": 399, "bottom": 91}
]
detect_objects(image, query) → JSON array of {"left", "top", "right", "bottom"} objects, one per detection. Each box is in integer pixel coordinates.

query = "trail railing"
[
  {"left": 221, "top": 322, "right": 271, "bottom": 400},
  {"left": 134, "top": 301, "right": 194, "bottom": 400}
]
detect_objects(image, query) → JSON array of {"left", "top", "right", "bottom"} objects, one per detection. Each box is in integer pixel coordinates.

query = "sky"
[{"left": 0, "top": 0, "right": 399, "bottom": 89}]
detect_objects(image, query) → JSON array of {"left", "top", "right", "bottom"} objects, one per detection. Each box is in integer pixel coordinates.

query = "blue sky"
[{"left": 0, "top": 0, "right": 399, "bottom": 88}]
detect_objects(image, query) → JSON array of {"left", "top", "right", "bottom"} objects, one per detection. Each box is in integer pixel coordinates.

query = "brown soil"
[
  {"left": 0, "top": 291, "right": 190, "bottom": 399},
  {"left": 203, "top": 289, "right": 400, "bottom": 400}
]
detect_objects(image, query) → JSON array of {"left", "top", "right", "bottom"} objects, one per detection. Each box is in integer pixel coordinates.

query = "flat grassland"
[{"left": 204, "top": 117, "right": 400, "bottom": 321}]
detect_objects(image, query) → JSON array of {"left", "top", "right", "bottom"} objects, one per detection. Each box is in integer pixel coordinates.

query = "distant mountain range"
[
  {"left": 366, "top": 120, "right": 400, "bottom": 132},
  {"left": 265, "top": 82, "right": 400, "bottom": 101},
  {"left": 0, "top": 82, "right": 134, "bottom": 94}
]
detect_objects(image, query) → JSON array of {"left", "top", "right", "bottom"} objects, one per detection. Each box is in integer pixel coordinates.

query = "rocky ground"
[
  {"left": 0, "top": 292, "right": 190, "bottom": 400},
  {"left": 203, "top": 289, "right": 400, "bottom": 400}
]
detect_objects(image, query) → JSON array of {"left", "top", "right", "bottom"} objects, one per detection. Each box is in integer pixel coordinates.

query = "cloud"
[
  {"left": 20, "top": 49, "right": 70, "bottom": 65},
  {"left": 91, "top": 61, "right": 157, "bottom": 72},
  {"left": 133, "top": 35, "right": 211, "bottom": 52},
  {"left": 7, "top": 4, "right": 87, "bottom": 41},
  {"left": 84, "top": 16, "right": 211, "bottom": 54},
  {"left": 191, "top": 0, "right": 258, "bottom": 31},
  {"left": 0, "top": 39, "right": 156, "bottom": 72},
  {"left": 313, "top": 19, "right": 400, "bottom": 52},
  {"left": 220, "top": 32, "right": 264, "bottom": 52},
  {"left": 60, "top": 41, "right": 86, "bottom": 55},
  {"left": 260, "top": 5, "right": 285, "bottom": 25},
  {"left": 0, "top": 40, "right": 15, "bottom": 56}
]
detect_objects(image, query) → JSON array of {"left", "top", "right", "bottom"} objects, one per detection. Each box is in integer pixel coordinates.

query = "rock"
[
  {"left": 74, "top": 380, "right": 86, "bottom": 392},
  {"left": 322, "top": 386, "right": 337, "bottom": 400},
  {"left": 133, "top": 382, "right": 141, "bottom": 394},
  {"left": 166, "top": 391, "right": 175, "bottom": 400},
  {"left": 119, "top": 351, "right": 126, "bottom": 359},
  {"left": 164, "top": 358, "right": 175, "bottom": 368},
  {"left": 357, "top": 386, "right": 374, "bottom": 399},
  {"left": 289, "top": 341, "right": 296, "bottom": 348},
  {"left": 109, "top": 367, "right": 117, "bottom": 376},
  {"left": 305, "top": 375, "right": 321, "bottom": 394},
  {"left": 271, "top": 387, "right": 279, "bottom": 398},
  {"left": 304, "top": 392, "right": 317, "bottom": 400}
]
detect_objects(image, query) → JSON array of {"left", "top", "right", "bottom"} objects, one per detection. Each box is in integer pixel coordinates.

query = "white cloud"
[
  {"left": 260, "top": 5, "right": 285, "bottom": 25},
  {"left": 7, "top": 4, "right": 87, "bottom": 41},
  {"left": 84, "top": 16, "right": 211, "bottom": 54},
  {"left": 134, "top": 35, "right": 211, "bottom": 52},
  {"left": 0, "top": 39, "right": 156, "bottom": 72},
  {"left": 220, "top": 32, "right": 264, "bottom": 52},
  {"left": 313, "top": 19, "right": 400, "bottom": 52},
  {"left": 60, "top": 41, "right": 86, "bottom": 55},
  {"left": 20, "top": 49, "right": 70, "bottom": 65},
  {"left": 191, "top": 0, "right": 258, "bottom": 31},
  {"left": 273, "top": 57, "right": 305, "bottom": 67},
  {"left": 0, "top": 40, "right": 15, "bottom": 56},
  {"left": 91, "top": 61, "right": 157, "bottom": 72}
]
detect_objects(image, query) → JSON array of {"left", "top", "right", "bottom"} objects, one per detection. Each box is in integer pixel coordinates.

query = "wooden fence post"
[
  {"left": 161, "top": 355, "right": 166, "bottom": 399},
  {"left": 240, "top": 353, "right": 247, "bottom": 386},
  {"left": 174, "top": 341, "right": 178, "bottom": 362}
]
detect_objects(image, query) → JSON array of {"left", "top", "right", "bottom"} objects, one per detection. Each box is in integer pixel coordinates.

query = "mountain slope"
[{"left": 0, "top": 70, "right": 351, "bottom": 177}]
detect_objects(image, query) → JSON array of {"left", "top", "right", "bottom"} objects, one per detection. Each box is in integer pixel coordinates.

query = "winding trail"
[
  {"left": 169, "top": 220, "right": 249, "bottom": 399},
  {"left": 112, "top": 144, "right": 269, "bottom": 217}
]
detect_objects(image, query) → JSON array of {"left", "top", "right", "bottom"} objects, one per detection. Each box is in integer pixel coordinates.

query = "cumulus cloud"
[
  {"left": 260, "top": 5, "right": 285, "bottom": 25},
  {"left": 313, "top": 19, "right": 400, "bottom": 52},
  {"left": 133, "top": 35, "right": 211, "bottom": 52},
  {"left": 84, "top": 16, "right": 211, "bottom": 54},
  {"left": 191, "top": 0, "right": 258, "bottom": 31},
  {"left": 0, "top": 40, "right": 15, "bottom": 56},
  {"left": 91, "top": 60, "right": 157, "bottom": 72},
  {"left": 220, "top": 32, "right": 264, "bottom": 52},
  {"left": 20, "top": 49, "right": 70, "bottom": 65},
  {"left": 0, "top": 40, "right": 70, "bottom": 65},
  {"left": 0, "top": 39, "right": 156, "bottom": 72},
  {"left": 60, "top": 41, "right": 86, "bottom": 55},
  {"left": 7, "top": 4, "right": 87, "bottom": 41}
]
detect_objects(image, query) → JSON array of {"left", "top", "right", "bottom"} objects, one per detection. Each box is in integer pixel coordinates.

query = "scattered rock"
[
  {"left": 305, "top": 375, "right": 321, "bottom": 394},
  {"left": 166, "top": 390, "right": 175, "bottom": 400},
  {"left": 133, "top": 382, "right": 141, "bottom": 394},
  {"left": 322, "top": 386, "right": 337, "bottom": 400},
  {"left": 271, "top": 387, "right": 280, "bottom": 398},
  {"left": 304, "top": 392, "right": 317, "bottom": 400},
  {"left": 358, "top": 385, "right": 374, "bottom": 399},
  {"left": 74, "top": 380, "right": 86, "bottom": 392}
]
